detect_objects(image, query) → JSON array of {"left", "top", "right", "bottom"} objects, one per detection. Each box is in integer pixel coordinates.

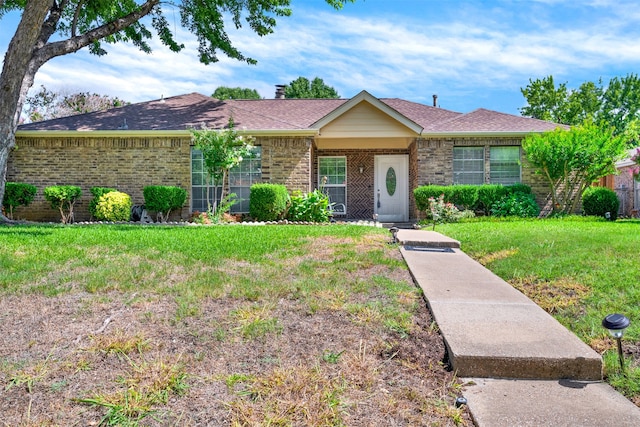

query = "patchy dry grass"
[{"left": 0, "top": 224, "right": 470, "bottom": 426}]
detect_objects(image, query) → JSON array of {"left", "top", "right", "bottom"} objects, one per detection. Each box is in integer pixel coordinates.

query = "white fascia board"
[
  {"left": 420, "top": 131, "right": 535, "bottom": 138},
  {"left": 16, "top": 129, "right": 319, "bottom": 138}
]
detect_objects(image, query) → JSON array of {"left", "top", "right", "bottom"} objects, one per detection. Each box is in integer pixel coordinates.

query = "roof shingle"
[{"left": 17, "top": 92, "right": 562, "bottom": 134}]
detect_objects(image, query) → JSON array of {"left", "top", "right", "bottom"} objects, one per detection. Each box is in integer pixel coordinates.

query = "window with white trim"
[
  {"left": 490, "top": 146, "right": 521, "bottom": 185},
  {"left": 318, "top": 156, "right": 346, "bottom": 209},
  {"left": 191, "top": 146, "right": 262, "bottom": 213},
  {"left": 453, "top": 147, "right": 485, "bottom": 185}
]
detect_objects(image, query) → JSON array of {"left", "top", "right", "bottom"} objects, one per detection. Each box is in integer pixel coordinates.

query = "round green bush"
[
  {"left": 582, "top": 187, "right": 619, "bottom": 220},
  {"left": 491, "top": 192, "right": 540, "bottom": 218},
  {"left": 95, "top": 191, "right": 132, "bottom": 221}
]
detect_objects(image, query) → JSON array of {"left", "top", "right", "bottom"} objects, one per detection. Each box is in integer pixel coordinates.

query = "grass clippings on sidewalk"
[{"left": 0, "top": 224, "right": 470, "bottom": 426}]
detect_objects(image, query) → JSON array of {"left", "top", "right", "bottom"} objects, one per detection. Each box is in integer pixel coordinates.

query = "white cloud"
[{"left": 6, "top": 0, "right": 640, "bottom": 114}]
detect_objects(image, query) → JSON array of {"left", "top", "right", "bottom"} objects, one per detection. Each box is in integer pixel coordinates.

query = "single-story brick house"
[{"left": 9, "top": 90, "right": 561, "bottom": 222}]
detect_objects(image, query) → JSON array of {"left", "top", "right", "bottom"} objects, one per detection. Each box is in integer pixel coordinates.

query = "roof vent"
[
  {"left": 117, "top": 118, "right": 128, "bottom": 130},
  {"left": 275, "top": 85, "right": 286, "bottom": 99},
  {"left": 432, "top": 94, "right": 438, "bottom": 107}
]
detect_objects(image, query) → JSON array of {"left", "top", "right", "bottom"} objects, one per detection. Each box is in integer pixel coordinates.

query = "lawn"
[
  {"left": 0, "top": 224, "right": 470, "bottom": 426},
  {"left": 437, "top": 217, "right": 640, "bottom": 404}
]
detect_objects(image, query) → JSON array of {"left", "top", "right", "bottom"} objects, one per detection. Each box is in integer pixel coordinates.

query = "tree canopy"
[
  {"left": 212, "top": 86, "right": 262, "bottom": 100},
  {"left": 284, "top": 76, "right": 340, "bottom": 99},
  {"left": 520, "top": 74, "right": 640, "bottom": 143},
  {"left": 0, "top": 0, "right": 354, "bottom": 221},
  {"left": 23, "top": 86, "right": 128, "bottom": 123},
  {"left": 522, "top": 121, "right": 627, "bottom": 215}
]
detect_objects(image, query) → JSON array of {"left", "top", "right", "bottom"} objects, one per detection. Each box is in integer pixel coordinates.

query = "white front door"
[{"left": 374, "top": 155, "right": 409, "bottom": 222}]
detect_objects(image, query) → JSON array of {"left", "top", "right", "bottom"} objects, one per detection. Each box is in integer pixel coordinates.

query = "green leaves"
[
  {"left": 520, "top": 74, "right": 640, "bottom": 145},
  {"left": 284, "top": 76, "right": 340, "bottom": 99},
  {"left": 522, "top": 121, "right": 627, "bottom": 214}
]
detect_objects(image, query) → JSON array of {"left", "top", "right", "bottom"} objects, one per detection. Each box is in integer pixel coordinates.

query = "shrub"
[
  {"left": 2, "top": 182, "right": 37, "bottom": 219},
  {"left": 287, "top": 189, "right": 331, "bottom": 222},
  {"left": 449, "top": 185, "right": 479, "bottom": 210},
  {"left": 143, "top": 185, "right": 187, "bottom": 222},
  {"left": 491, "top": 192, "right": 540, "bottom": 218},
  {"left": 43, "top": 185, "right": 82, "bottom": 224},
  {"left": 424, "top": 194, "right": 464, "bottom": 230},
  {"left": 414, "top": 185, "right": 452, "bottom": 211},
  {"left": 94, "top": 191, "right": 132, "bottom": 221},
  {"left": 249, "top": 184, "right": 289, "bottom": 221},
  {"left": 507, "top": 183, "right": 532, "bottom": 195},
  {"left": 88, "top": 187, "right": 116, "bottom": 219},
  {"left": 476, "top": 185, "right": 510, "bottom": 215},
  {"left": 582, "top": 187, "right": 619, "bottom": 220}
]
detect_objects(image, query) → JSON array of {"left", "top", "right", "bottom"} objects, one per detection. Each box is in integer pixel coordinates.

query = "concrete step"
[
  {"left": 462, "top": 378, "right": 640, "bottom": 426},
  {"left": 400, "top": 244, "right": 602, "bottom": 380},
  {"left": 396, "top": 229, "right": 461, "bottom": 248}
]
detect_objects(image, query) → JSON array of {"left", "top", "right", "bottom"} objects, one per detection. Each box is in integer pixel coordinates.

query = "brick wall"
[
  {"left": 8, "top": 136, "right": 191, "bottom": 222},
  {"left": 416, "top": 136, "right": 550, "bottom": 211},
  {"left": 314, "top": 147, "right": 410, "bottom": 220},
  {"left": 260, "top": 137, "right": 313, "bottom": 192}
]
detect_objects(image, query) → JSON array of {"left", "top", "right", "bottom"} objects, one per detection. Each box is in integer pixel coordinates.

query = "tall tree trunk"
[
  {"left": 0, "top": 0, "right": 54, "bottom": 222},
  {"left": 0, "top": 1, "right": 161, "bottom": 222}
]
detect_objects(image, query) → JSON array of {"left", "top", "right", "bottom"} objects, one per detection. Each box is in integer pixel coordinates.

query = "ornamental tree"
[
  {"left": 522, "top": 121, "right": 627, "bottom": 215},
  {"left": 0, "top": 0, "right": 354, "bottom": 222},
  {"left": 190, "top": 121, "right": 255, "bottom": 214}
]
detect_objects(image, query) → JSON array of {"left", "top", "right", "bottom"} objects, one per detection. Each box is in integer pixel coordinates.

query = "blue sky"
[{"left": 2, "top": 0, "right": 640, "bottom": 114}]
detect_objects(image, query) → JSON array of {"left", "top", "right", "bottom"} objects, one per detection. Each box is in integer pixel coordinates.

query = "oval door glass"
[{"left": 386, "top": 167, "right": 396, "bottom": 196}]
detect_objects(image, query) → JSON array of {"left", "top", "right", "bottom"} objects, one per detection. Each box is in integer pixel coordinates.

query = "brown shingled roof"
[
  {"left": 17, "top": 92, "right": 561, "bottom": 134},
  {"left": 424, "top": 108, "right": 563, "bottom": 133}
]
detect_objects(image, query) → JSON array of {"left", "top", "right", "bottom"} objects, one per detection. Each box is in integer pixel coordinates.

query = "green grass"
[{"left": 437, "top": 217, "right": 640, "bottom": 400}]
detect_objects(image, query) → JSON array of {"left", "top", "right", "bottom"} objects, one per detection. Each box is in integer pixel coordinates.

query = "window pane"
[
  {"left": 319, "top": 157, "right": 346, "bottom": 186},
  {"left": 192, "top": 146, "right": 262, "bottom": 214},
  {"left": 318, "top": 157, "right": 347, "bottom": 210},
  {"left": 453, "top": 147, "right": 484, "bottom": 185},
  {"left": 490, "top": 147, "right": 520, "bottom": 184}
]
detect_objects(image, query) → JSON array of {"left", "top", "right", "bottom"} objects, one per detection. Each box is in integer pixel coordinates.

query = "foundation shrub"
[
  {"left": 449, "top": 185, "right": 479, "bottom": 210},
  {"left": 143, "top": 186, "right": 187, "bottom": 222},
  {"left": 2, "top": 182, "right": 37, "bottom": 219},
  {"left": 414, "top": 185, "right": 452, "bottom": 211},
  {"left": 88, "top": 187, "right": 116, "bottom": 219},
  {"left": 43, "top": 185, "right": 82, "bottom": 224},
  {"left": 287, "top": 189, "right": 331, "bottom": 223},
  {"left": 582, "top": 187, "right": 619, "bottom": 220},
  {"left": 491, "top": 192, "right": 540, "bottom": 218},
  {"left": 94, "top": 191, "right": 132, "bottom": 222},
  {"left": 249, "top": 184, "right": 289, "bottom": 221}
]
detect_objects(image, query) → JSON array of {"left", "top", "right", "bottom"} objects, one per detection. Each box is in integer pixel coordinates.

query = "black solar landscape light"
[{"left": 602, "top": 313, "right": 630, "bottom": 372}]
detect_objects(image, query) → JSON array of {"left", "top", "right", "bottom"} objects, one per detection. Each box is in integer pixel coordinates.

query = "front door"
[{"left": 374, "top": 155, "right": 408, "bottom": 222}]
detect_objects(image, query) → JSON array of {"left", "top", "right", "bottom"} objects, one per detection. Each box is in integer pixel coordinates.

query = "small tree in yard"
[
  {"left": 522, "top": 121, "right": 627, "bottom": 215},
  {"left": 190, "top": 121, "right": 254, "bottom": 217},
  {"left": 2, "top": 182, "right": 37, "bottom": 219},
  {"left": 43, "top": 185, "right": 82, "bottom": 224}
]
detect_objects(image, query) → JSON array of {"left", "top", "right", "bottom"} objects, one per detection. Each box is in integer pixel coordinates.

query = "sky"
[{"left": 2, "top": 0, "right": 640, "bottom": 115}]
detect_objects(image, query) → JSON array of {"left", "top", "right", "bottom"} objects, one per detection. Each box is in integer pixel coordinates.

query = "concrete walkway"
[{"left": 396, "top": 229, "right": 640, "bottom": 426}]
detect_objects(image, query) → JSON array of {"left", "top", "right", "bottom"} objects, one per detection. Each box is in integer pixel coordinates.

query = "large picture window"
[
  {"left": 453, "top": 147, "right": 484, "bottom": 185},
  {"left": 191, "top": 146, "right": 262, "bottom": 213},
  {"left": 319, "top": 156, "right": 346, "bottom": 209},
  {"left": 490, "top": 146, "right": 521, "bottom": 185}
]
